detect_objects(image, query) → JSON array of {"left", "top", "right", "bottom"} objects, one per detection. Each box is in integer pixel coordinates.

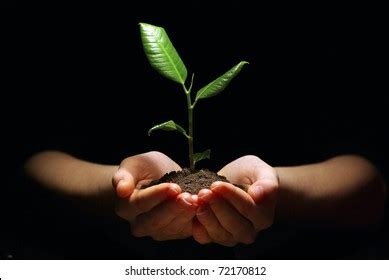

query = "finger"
[
  {"left": 153, "top": 221, "right": 193, "bottom": 241},
  {"left": 196, "top": 204, "right": 236, "bottom": 247},
  {"left": 113, "top": 168, "right": 136, "bottom": 198},
  {"left": 132, "top": 192, "right": 194, "bottom": 236},
  {"left": 178, "top": 221, "right": 193, "bottom": 238},
  {"left": 128, "top": 183, "right": 181, "bottom": 219},
  {"left": 202, "top": 191, "right": 256, "bottom": 245},
  {"left": 191, "top": 194, "right": 199, "bottom": 207},
  {"left": 247, "top": 181, "right": 278, "bottom": 231},
  {"left": 217, "top": 155, "right": 262, "bottom": 185},
  {"left": 162, "top": 210, "right": 196, "bottom": 235},
  {"left": 197, "top": 188, "right": 214, "bottom": 205},
  {"left": 211, "top": 182, "right": 258, "bottom": 224},
  {"left": 115, "top": 197, "right": 133, "bottom": 221},
  {"left": 248, "top": 179, "right": 278, "bottom": 204},
  {"left": 160, "top": 193, "right": 197, "bottom": 235},
  {"left": 192, "top": 218, "right": 212, "bottom": 244},
  {"left": 141, "top": 151, "right": 182, "bottom": 175}
]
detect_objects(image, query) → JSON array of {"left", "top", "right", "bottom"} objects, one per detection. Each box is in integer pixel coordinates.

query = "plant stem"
[
  {"left": 183, "top": 74, "right": 195, "bottom": 169},
  {"left": 185, "top": 92, "right": 194, "bottom": 169},
  {"left": 188, "top": 104, "right": 194, "bottom": 169}
]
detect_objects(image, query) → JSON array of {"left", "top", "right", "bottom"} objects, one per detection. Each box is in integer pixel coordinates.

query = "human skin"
[
  {"left": 193, "top": 155, "right": 386, "bottom": 246},
  {"left": 25, "top": 151, "right": 197, "bottom": 240},
  {"left": 25, "top": 151, "right": 386, "bottom": 245}
]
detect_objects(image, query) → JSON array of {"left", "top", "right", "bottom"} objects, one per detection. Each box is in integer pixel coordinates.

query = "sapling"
[{"left": 140, "top": 22, "right": 248, "bottom": 170}]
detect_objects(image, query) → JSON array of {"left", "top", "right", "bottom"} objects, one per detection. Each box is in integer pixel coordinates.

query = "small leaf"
[
  {"left": 195, "top": 61, "right": 249, "bottom": 102},
  {"left": 148, "top": 120, "right": 188, "bottom": 137},
  {"left": 140, "top": 23, "right": 187, "bottom": 84},
  {"left": 193, "top": 149, "right": 211, "bottom": 165}
]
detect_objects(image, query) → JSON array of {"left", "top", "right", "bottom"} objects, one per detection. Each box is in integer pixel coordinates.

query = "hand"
[
  {"left": 112, "top": 151, "right": 197, "bottom": 240},
  {"left": 193, "top": 155, "right": 279, "bottom": 246}
]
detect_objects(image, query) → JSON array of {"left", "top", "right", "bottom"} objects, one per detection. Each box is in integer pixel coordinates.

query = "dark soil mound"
[{"left": 143, "top": 168, "right": 229, "bottom": 194}]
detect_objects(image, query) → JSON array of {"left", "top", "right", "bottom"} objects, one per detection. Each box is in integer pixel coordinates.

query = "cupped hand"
[
  {"left": 193, "top": 155, "right": 279, "bottom": 246},
  {"left": 112, "top": 151, "right": 197, "bottom": 240}
]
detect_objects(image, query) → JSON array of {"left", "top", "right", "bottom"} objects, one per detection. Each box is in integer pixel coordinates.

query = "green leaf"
[
  {"left": 148, "top": 120, "right": 188, "bottom": 137},
  {"left": 195, "top": 61, "right": 249, "bottom": 102},
  {"left": 140, "top": 23, "right": 187, "bottom": 84},
  {"left": 193, "top": 149, "right": 211, "bottom": 165}
]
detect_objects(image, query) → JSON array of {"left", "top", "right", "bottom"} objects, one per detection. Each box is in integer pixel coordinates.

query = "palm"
[
  {"left": 124, "top": 151, "right": 181, "bottom": 180},
  {"left": 218, "top": 155, "right": 278, "bottom": 189},
  {"left": 193, "top": 155, "right": 279, "bottom": 246},
  {"left": 113, "top": 152, "right": 196, "bottom": 241}
]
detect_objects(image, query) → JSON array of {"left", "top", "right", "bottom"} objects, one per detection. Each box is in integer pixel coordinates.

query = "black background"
[{"left": 1, "top": 9, "right": 388, "bottom": 259}]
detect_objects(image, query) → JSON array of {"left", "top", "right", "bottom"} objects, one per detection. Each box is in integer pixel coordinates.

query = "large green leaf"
[
  {"left": 193, "top": 149, "right": 211, "bottom": 165},
  {"left": 140, "top": 23, "right": 187, "bottom": 84},
  {"left": 195, "top": 61, "right": 248, "bottom": 102},
  {"left": 148, "top": 120, "right": 188, "bottom": 137}
]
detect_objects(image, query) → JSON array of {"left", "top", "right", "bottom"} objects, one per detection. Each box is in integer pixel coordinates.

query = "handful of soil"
[{"left": 142, "top": 168, "right": 244, "bottom": 194}]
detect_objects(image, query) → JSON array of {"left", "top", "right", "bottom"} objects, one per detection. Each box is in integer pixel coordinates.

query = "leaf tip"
[{"left": 139, "top": 22, "right": 157, "bottom": 32}]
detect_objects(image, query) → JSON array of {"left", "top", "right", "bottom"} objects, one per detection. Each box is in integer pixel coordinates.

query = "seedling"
[{"left": 140, "top": 23, "right": 248, "bottom": 169}]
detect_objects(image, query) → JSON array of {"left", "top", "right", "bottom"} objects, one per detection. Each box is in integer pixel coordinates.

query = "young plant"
[{"left": 140, "top": 23, "right": 248, "bottom": 169}]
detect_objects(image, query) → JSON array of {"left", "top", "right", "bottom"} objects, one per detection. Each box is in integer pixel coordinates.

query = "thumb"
[
  {"left": 112, "top": 168, "right": 136, "bottom": 198},
  {"left": 248, "top": 179, "right": 278, "bottom": 204}
]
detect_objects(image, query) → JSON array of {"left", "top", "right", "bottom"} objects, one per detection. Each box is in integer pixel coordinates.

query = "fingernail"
[
  {"left": 198, "top": 189, "right": 213, "bottom": 203},
  {"left": 191, "top": 194, "right": 199, "bottom": 206},
  {"left": 210, "top": 181, "right": 222, "bottom": 190},
  {"left": 167, "top": 184, "right": 180, "bottom": 197},
  {"left": 177, "top": 197, "right": 193, "bottom": 209},
  {"left": 251, "top": 184, "right": 264, "bottom": 203},
  {"left": 184, "top": 194, "right": 195, "bottom": 204}
]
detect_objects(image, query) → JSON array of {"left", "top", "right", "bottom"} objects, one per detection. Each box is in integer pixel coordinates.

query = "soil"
[{"left": 142, "top": 168, "right": 233, "bottom": 194}]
